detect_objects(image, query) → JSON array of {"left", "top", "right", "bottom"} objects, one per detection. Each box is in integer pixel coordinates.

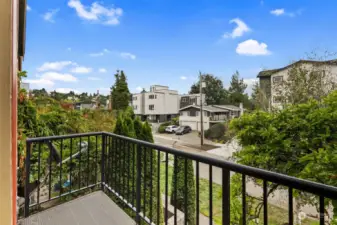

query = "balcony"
[{"left": 20, "top": 132, "right": 337, "bottom": 225}]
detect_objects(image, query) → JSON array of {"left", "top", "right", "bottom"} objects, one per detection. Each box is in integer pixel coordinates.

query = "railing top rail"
[{"left": 27, "top": 131, "right": 337, "bottom": 199}]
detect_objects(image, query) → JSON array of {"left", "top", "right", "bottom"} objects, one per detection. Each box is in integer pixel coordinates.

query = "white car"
[{"left": 165, "top": 125, "right": 179, "bottom": 133}]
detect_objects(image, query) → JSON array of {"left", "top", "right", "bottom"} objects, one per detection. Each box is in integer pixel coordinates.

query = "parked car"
[
  {"left": 175, "top": 126, "right": 192, "bottom": 135},
  {"left": 165, "top": 125, "right": 179, "bottom": 133}
]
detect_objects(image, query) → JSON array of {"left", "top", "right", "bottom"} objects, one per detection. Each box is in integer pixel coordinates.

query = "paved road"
[{"left": 153, "top": 134, "right": 320, "bottom": 219}]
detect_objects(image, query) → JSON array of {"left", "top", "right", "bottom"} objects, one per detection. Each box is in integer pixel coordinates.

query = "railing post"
[
  {"left": 101, "top": 133, "right": 106, "bottom": 190},
  {"left": 24, "top": 141, "right": 32, "bottom": 218},
  {"left": 135, "top": 144, "right": 142, "bottom": 224}
]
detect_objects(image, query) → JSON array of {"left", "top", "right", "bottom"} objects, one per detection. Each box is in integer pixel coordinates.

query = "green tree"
[
  {"left": 190, "top": 74, "right": 227, "bottom": 105},
  {"left": 251, "top": 82, "right": 269, "bottom": 111},
  {"left": 230, "top": 91, "right": 337, "bottom": 222},
  {"left": 111, "top": 70, "right": 131, "bottom": 110},
  {"left": 228, "top": 71, "right": 250, "bottom": 108},
  {"left": 170, "top": 156, "right": 196, "bottom": 224}
]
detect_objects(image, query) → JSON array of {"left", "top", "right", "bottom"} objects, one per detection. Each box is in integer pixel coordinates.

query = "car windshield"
[{"left": 176, "top": 127, "right": 185, "bottom": 131}]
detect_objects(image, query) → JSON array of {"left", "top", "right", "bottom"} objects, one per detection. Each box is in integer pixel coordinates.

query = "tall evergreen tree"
[
  {"left": 228, "top": 71, "right": 251, "bottom": 107},
  {"left": 110, "top": 70, "right": 131, "bottom": 110}
]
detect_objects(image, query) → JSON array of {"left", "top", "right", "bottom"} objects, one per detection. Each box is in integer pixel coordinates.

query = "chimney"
[{"left": 239, "top": 102, "right": 244, "bottom": 116}]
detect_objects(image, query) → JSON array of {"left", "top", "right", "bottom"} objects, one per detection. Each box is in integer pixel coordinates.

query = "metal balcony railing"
[{"left": 24, "top": 132, "right": 337, "bottom": 225}]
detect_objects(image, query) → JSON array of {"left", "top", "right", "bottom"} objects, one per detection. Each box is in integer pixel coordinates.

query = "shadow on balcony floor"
[{"left": 20, "top": 191, "right": 135, "bottom": 225}]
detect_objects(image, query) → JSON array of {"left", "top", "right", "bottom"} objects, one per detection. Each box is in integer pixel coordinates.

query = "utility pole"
[{"left": 199, "top": 72, "right": 204, "bottom": 146}]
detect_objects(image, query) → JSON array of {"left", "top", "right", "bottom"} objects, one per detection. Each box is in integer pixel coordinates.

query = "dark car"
[{"left": 175, "top": 126, "right": 192, "bottom": 135}]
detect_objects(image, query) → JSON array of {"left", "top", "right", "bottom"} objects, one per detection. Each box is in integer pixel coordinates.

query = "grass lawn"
[{"left": 159, "top": 162, "right": 318, "bottom": 225}]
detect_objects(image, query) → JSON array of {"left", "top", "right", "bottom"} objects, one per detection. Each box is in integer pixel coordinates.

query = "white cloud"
[
  {"left": 88, "top": 77, "right": 101, "bottom": 81},
  {"left": 120, "top": 52, "right": 136, "bottom": 60},
  {"left": 89, "top": 49, "right": 110, "bottom": 57},
  {"left": 135, "top": 86, "right": 142, "bottom": 92},
  {"left": 55, "top": 88, "right": 80, "bottom": 94},
  {"left": 40, "top": 72, "right": 78, "bottom": 82},
  {"left": 24, "top": 79, "right": 55, "bottom": 88},
  {"left": 99, "top": 68, "right": 107, "bottom": 73},
  {"left": 27, "top": 5, "right": 31, "bottom": 11},
  {"left": 37, "top": 61, "right": 75, "bottom": 72},
  {"left": 270, "top": 8, "right": 302, "bottom": 17},
  {"left": 244, "top": 78, "right": 259, "bottom": 95},
  {"left": 67, "top": 47, "right": 72, "bottom": 51},
  {"left": 68, "top": 0, "right": 123, "bottom": 25},
  {"left": 236, "top": 39, "right": 271, "bottom": 56},
  {"left": 43, "top": 8, "right": 59, "bottom": 23},
  {"left": 270, "top": 9, "right": 285, "bottom": 16},
  {"left": 98, "top": 87, "right": 111, "bottom": 95},
  {"left": 223, "top": 18, "right": 250, "bottom": 39},
  {"left": 71, "top": 66, "right": 92, "bottom": 74},
  {"left": 180, "top": 76, "right": 187, "bottom": 80}
]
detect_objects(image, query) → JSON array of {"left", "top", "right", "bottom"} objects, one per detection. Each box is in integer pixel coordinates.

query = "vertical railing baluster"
[
  {"left": 320, "top": 196, "right": 324, "bottom": 225},
  {"left": 95, "top": 135, "right": 98, "bottom": 185},
  {"left": 144, "top": 146, "right": 147, "bottom": 215},
  {"left": 127, "top": 141, "right": 131, "bottom": 204},
  {"left": 79, "top": 137, "right": 82, "bottom": 189},
  {"left": 184, "top": 158, "right": 188, "bottom": 225},
  {"left": 122, "top": 139, "right": 125, "bottom": 199},
  {"left": 24, "top": 141, "right": 32, "bottom": 217},
  {"left": 87, "top": 136, "right": 90, "bottom": 187},
  {"left": 136, "top": 144, "right": 142, "bottom": 224},
  {"left": 242, "top": 174, "right": 246, "bottom": 225},
  {"left": 106, "top": 136, "right": 110, "bottom": 188},
  {"left": 157, "top": 150, "right": 161, "bottom": 225},
  {"left": 222, "top": 169, "right": 230, "bottom": 225},
  {"left": 288, "top": 187, "right": 293, "bottom": 225},
  {"left": 165, "top": 152, "right": 169, "bottom": 225},
  {"left": 196, "top": 161, "right": 200, "bottom": 225},
  {"left": 101, "top": 134, "right": 106, "bottom": 190},
  {"left": 59, "top": 139, "right": 63, "bottom": 197},
  {"left": 37, "top": 142, "right": 41, "bottom": 208},
  {"left": 263, "top": 180, "right": 268, "bottom": 225},
  {"left": 132, "top": 142, "right": 136, "bottom": 207},
  {"left": 70, "top": 138, "right": 73, "bottom": 192},
  {"left": 209, "top": 165, "right": 213, "bottom": 225},
  {"left": 174, "top": 156, "right": 177, "bottom": 225},
  {"left": 150, "top": 146, "right": 153, "bottom": 223},
  {"left": 48, "top": 141, "right": 52, "bottom": 200},
  {"left": 112, "top": 137, "right": 116, "bottom": 190}
]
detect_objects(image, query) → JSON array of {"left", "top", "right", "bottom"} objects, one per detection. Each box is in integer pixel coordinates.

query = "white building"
[
  {"left": 258, "top": 59, "right": 337, "bottom": 108},
  {"left": 132, "top": 85, "right": 180, "bottom": 122}
]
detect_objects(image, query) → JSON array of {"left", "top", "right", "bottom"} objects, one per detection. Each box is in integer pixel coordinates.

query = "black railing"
[{"left": 24, "top": 132, "right": 337, "bottom": 225}]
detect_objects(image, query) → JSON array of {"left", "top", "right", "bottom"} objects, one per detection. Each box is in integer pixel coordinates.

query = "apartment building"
[
  {"left": 258, "top": 59, "right": 337, "bottom": 108},
  {"left": 132, "top": 85, "right": 179, "bottom": 122}
]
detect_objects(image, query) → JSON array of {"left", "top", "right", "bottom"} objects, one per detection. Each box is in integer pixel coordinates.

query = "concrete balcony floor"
[{"left": 20, "top": 191, "right": 135, "bottom": 225}]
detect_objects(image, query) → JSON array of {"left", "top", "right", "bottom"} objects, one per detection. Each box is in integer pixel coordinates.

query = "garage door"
[{"left": 180, "top": 121, "right": 197, "bottom": 130}]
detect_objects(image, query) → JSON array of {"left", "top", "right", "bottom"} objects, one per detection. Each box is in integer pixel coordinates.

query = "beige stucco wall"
[{"left": 0, "top": 0, "right": 18, "bottom": 224}]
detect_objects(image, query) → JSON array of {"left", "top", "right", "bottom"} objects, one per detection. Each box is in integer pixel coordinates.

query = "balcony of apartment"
[
  {"left": 209, "top": 113, "right": 229, "bottom": 122},
  {"left": 20, "top": 132, "right": 337, "bottom": 225}
]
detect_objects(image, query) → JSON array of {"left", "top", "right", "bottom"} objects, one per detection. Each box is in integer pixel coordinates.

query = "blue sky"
[{"left": 23, "top": 0, "right": 337, "bottom": 95}]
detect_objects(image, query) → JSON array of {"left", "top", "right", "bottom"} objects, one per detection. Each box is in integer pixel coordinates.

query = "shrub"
[
  {"left": 205, "top": 123, "right": 227, "bottom": 140},
  {"left": 158, "top": 121, "right": 171, "bottom": 133}
]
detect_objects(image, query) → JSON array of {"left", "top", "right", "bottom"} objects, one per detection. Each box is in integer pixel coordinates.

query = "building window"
[
  {"left": 149, "top": 94, "right": 157, "bottom": 99},
  {"left": 273, "top": 76, "right": 283, "bottom": 84},
  {"left": 182, "top": 98, "right": 187, "bottom": 102},
  {"left": 149, "top": 105, "right": 154, "bottom": 110},
  {"left": 132, "top": 96, "right": 137, "bottom": 101},
  {"left": 133, "top": 105, "right": 138, "bottom": 110}
]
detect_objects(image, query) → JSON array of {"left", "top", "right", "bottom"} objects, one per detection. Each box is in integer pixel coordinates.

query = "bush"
[
  {"left": 171, "top": 116, "right": 179, "bottom": 126},
  {"left": 158, "top": 121, "right": 171, "bottom": 133},
  {"left": 204, "top": 123, "right": 227, "bottom": 140}
]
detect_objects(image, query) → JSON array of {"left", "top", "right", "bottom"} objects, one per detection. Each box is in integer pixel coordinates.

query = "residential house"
[
  {"left": 179, "top": 93, "right": 205, "bottom": 108},
  {"left": 132, "top": 85, "right": 179, "bottom": 122},
  {"left": 258, "top": 59, "right": 337, "bottom": 108},
  {"left": 179, "top": 104, "right": 243, "bottom": 131}
]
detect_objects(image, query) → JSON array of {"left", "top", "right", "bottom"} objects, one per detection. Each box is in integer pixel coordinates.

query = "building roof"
[
  {"left": 179, "top": 105, "right": 228, "bottom": 113},
  {"left": 257, "top": 59, "right": 337, "bottom": 78},
  {"left": 213, "top": 105, "right": 241, "bottom": 111}
]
